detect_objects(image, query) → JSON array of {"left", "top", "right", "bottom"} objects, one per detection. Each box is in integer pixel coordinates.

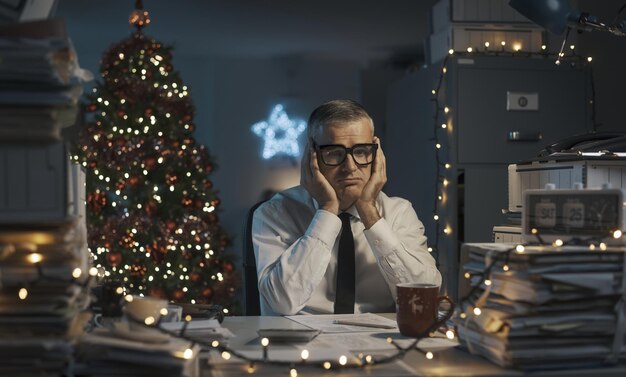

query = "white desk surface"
[{"left": 202, "top": 314, "right": 626, "bottom": 377}]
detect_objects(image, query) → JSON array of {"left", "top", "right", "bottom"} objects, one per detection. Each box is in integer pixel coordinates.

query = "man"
[{"left": 252, "top": 99, "right": 441, "bottom": 316}]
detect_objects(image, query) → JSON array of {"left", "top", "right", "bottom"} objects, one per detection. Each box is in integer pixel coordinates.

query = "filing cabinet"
[{"left": 385, "top": 55, "right": 592, "bottom": 300}]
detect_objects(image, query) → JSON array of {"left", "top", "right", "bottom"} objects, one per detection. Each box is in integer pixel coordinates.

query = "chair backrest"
[{"left": 242, "top": 200, "right": 267, "bottom": 316}]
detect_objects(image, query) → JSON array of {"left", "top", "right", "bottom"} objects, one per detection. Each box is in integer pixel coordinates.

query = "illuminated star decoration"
[{"left": 251, "top": 104, "right": 307, "bottom": 159}]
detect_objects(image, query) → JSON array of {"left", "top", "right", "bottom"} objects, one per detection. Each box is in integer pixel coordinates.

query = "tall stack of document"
[
  {"left": 0, "top": 18, "right": 90, "bottom": 141},
  {"left": 0, "top": 18, "right": 92, "bottom": 377},
  {"left": 456, "top": 243, "right": 626, "bottom": 370},
  {"left": 0, "top": 221, "right": 92, "bottom": 375}
]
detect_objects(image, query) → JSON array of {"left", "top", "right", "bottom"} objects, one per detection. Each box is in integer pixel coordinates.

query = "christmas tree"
[{"left": 72, "top": 2, "right": 238, "bottom": 311}]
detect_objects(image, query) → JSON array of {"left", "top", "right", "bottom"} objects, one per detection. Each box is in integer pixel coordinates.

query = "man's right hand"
[{"left": 301, "top": 140, "right": 339, "bottom": 215}]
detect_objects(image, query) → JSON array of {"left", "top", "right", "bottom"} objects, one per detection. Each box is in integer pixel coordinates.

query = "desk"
[{"left": 203, "top": 314, "right": 626, "bottom": 377}]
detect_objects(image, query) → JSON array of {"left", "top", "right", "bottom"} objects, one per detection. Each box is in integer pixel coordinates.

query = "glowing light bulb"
[
  {"left": 261, "top": 337, "right": 269, "bottom": 347},
  {"left": 323, "top": 361, "right": 331, "bottom": 369},
  {"left": 587, "top": 56, "right": 593, "bottom": 62},
  {"left": 473, "top": 307, "right": 482, "bottom": 316},
  {"left": 183, "top": 348, "right": 193, "bottom": 359},
  {"left": 301, "top": 349, "right": 309, "bottom": 360},
  {"left": 339, "top": 355, "right": 348, "bottom": 365},
  {"left": 554, "top": 239, "right": 564, "bottom": 247},
  {"left": 448, "top": 49, "right": 454, "bottom": 55},
  {"left": 516, "top": 244, "right": 525, "bottom": 253},
  {"left": 613, "top": 230, "right": 622, "bottom": 239},
  {"left": 19, "top": 288, "right": 28, "bottom": 300},
  {"left": 484, "top": 41, "right": 490, "bottom": 48},
  {"left": 221, "top": 351, "right": 231, "bottom": 360},
  {"left": 446, "top": 330, "right": 455, "bottom": 339},
  {"left": 426, "top": 352, "right": 434, "bottom": 359},
  {"left": 484, "top": 279, "right": 492, "bottom": 286},
  {"left": 28, "top": 253, "right": 43, "bottom": 263},
  {"left": 467, "top": 47, "right": 473, "bottom": 53}
]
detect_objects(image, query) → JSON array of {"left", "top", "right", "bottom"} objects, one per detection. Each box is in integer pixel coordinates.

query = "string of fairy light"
[
  {"left": 456, "top": 229, "right": 624, "bottom": 326},
  {"left": 15, "top": 252, "right": 98, "bottom": 300},
  {"left": 119, "top": 294, "right": 446, "bottom": 376},
  {"left": 427, "top": 39, "right": 596, "bottom": 270}
]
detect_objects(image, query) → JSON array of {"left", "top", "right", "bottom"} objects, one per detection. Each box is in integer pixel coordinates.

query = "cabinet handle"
[{"left": 508, "top": 131, "right": 542, "bottom": 142}]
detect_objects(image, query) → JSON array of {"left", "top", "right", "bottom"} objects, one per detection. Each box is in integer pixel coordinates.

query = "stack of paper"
[
  {"left": 456, "top": 243, "right": 626, "bottom": 370},
  {"left": 0, "top": 220, "right": 92, "bottom": 376},
  {"left": 161, "top": 319, "right": 234, "bottom": 347},
  {"left": 0, "top": 18, "right": 91, "bottom": 142},
  {"left": 75, "top": 326, "right": 201, "bottom": 377}
]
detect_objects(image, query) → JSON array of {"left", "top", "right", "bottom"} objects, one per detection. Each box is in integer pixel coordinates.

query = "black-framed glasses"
[{"left": 315, "top": 143, "right": 378, "bottom": 166}]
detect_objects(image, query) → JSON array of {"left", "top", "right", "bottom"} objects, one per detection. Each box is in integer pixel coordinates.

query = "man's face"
[{"left": 314, "top": 118, "right": 374, "bottom": 211}]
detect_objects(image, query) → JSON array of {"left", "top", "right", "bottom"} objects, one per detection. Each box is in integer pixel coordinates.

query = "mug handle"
[{"left": 427, "top": 295, "right": 455, "bottom": 335}]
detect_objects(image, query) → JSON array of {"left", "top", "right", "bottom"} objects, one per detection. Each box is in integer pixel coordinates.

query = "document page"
[{"left": 286, "top": 313, "right": 398, "bottom": 333}]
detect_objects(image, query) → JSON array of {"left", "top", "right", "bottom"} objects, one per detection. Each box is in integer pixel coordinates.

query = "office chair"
[{"left": 242, "top": 200, "right": 267, "bottom": 316}]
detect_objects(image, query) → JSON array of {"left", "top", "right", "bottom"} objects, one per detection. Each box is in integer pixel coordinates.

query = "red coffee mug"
[{"left": 396, "top": 283, "right": 455, "bottom": 337}]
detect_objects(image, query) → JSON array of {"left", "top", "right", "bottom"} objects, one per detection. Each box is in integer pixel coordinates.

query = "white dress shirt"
[{"left": 252, "top": 185, "right": 442, "bottom": 316}]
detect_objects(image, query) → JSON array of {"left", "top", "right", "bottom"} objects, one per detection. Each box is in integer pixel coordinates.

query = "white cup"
[{"left": 123, "top": 295, "right": 168, "bottom": 329}]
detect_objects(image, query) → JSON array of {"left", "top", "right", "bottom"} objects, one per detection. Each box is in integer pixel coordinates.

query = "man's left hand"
[{"left": 356, "top": 136, "right": 386, "bottom": 228}]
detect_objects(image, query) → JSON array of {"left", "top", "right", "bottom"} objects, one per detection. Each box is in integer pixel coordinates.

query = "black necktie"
[{"left": 335, "top": 212, "right": 355, "bottom": 314}]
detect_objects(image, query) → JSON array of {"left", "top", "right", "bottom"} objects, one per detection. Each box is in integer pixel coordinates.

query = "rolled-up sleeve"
[{"left": 363, "top": 200, "right": 441, "bottom": 299}]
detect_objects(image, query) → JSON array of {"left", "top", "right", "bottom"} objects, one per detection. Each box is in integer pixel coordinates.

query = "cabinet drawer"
[{"left": 455, "top": 63, "right": 590, "bottom": 164}]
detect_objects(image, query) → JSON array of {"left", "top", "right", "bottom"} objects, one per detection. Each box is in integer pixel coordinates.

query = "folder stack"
[
  {"left": 456, "top": 243, "right": 626, "bottom": 370},
  {"left": 0, "top": 18, "right": 92, "bottom": 377}
]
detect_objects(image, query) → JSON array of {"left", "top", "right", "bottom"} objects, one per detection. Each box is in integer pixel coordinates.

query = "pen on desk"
[{"left": 332, "top": 320, "right": 396, "bottom": 329}]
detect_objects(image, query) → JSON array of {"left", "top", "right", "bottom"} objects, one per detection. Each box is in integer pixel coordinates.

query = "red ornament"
[
  {"left": 210, "top": 198, "right": 220, "bottom": 207},
  {"left": 201, "top": 287, "right": 213, "bottom": 298},
  {"left": 145, "top": 200, "right": 157, "bottom": 216},
  {"left": 115, "top": 180, "right": 126, "bottom": 191},
  {"left": 165, "top": 172, "right": 178, "bottom": 185},
  {"left": 144, "top": 108, "right": 153, "bottom": 116},
  {"left": 145, "top": 156, "right": 157, "bottom": 169},
  {"left": 128, "top": 175, "right": 140, "bottom": 187},
  {"left": 223, "top": 262, "right": 233, "bottom": 273},
  {"left": 166, "top": 220, "right": 176, "bottom": 230},
  {"left": 189, "top": 271, "right": 201, "bottom": 283},
  {"left": 203, "top": 180, "right": 212, "bottom": 189},
  {"left": 181, "top": 197, "right": 193, "bottom": 206},
  {"left": 194, "top": 198, "right": 204, "bottom": 209},
  {"left": 205, "top": 164, "right": 213, "bottom": 173},
  {"left": 172, "top": 289, "right": 185, "bottom": 301},
  {"left": 116, "top": 110, "right": 126, "bottom": 118},
  {"left": 106, "top": 251, "right": 122, "bottom": 267},
  {"left": 86, "top": 103, "right": 97, "bottom": 112}
]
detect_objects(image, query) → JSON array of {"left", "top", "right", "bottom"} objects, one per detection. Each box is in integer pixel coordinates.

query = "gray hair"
[{"left": 307, "top": 99, "right": 374, "bottom": 141}]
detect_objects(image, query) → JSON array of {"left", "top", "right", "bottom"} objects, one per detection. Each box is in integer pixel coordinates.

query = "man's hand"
[
  {"left": 301, "top": 140, "right": 339, "bottom": 215},
  {"left": 356, "top": 136, "right": 387, "bottom": 228}
]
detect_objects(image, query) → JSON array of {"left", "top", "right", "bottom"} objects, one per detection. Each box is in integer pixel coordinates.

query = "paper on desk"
[
  {"left": 160, "top": 319, "right": 220, "bottom": 331},
  {"left": 286, "top": 313, "right": 397, "bottom": 333},
  {"left": 235, "top": 347, "right": 359, "bottom": 364}
]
